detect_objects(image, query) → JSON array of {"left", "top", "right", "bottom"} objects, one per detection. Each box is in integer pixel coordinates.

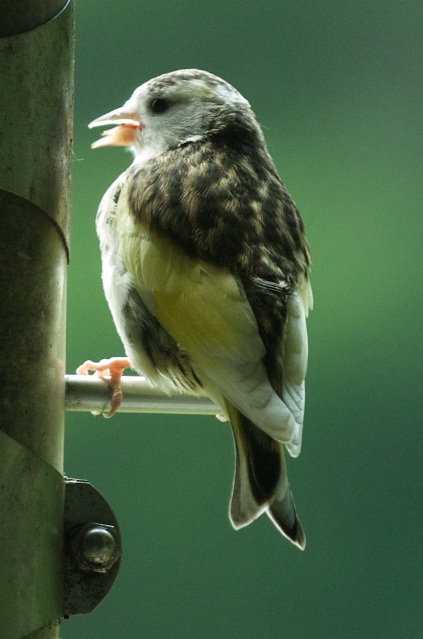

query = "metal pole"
[
  {"left": 0, "top": 2, "right": 73, "bottom": 638},
  {"left": 65, "top": 375, "right": 219, "bottom": 416}
]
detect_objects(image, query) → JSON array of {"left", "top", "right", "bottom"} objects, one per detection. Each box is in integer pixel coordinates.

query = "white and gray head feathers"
[{"left": 89, "top": 69, "right": 261, "bottom": 164}]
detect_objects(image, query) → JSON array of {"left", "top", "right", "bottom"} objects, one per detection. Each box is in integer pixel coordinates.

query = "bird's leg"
[{"left": 76, "top": 356, "right": 131, "bottom": 417}]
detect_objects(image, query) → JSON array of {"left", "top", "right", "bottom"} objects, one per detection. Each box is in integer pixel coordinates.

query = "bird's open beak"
[{"left": 88, "top": 107, "right": 142, "bottom": 149}]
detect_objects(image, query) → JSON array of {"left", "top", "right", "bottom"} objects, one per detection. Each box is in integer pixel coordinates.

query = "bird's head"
[{"left": 88, "top": 69, "right": 253, "bottom": 163}]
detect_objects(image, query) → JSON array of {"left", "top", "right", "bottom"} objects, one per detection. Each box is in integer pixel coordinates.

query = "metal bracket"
[{"left": 63, "top": 478, "right": 122, "bottom": 616}]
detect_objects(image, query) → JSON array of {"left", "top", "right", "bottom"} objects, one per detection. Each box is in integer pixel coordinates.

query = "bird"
[{"left": 77, "top": 69, "right": 313, "bottom": 549}]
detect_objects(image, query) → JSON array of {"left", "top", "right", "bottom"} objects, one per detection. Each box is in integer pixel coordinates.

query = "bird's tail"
[{"left": 225, "top": 401, "right": 305, "bottom": 550}]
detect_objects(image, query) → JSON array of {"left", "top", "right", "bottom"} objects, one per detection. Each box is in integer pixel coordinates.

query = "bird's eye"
[{"left": 150, "top": 98, "right": 171, "bottom": 114}]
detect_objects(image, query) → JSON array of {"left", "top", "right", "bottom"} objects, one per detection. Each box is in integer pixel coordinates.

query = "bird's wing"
[
  {"left": 281, "top": 277, "right": 312, "bottom": 450},
  {"left": 118, "top": 212, "right": 301, "bottom": 451}
]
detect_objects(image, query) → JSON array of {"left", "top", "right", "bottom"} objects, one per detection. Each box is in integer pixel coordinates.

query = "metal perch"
[{"left": 65, "top": 375, "right": 219, "bottom": 416}]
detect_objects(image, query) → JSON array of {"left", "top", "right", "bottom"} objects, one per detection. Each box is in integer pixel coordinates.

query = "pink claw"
[{"left": 76, "top": 356, "right": 131, "bottom": 417}]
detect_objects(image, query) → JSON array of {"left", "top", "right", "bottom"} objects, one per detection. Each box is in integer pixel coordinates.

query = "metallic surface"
[
  {"left": 63, "top": 480, "right": 122, "bottom": 616},
  {"left": 0, "top": 2, "right": 73, "bottom": 637},
  {"left": 72, "top": 523, "right": 120, "bottom": 573},
  {"left": 0, "top": 432, "right": 64, "bottom": 639},
  {"left": 65, "top": 374, "right": 220, "bottom": 415}
]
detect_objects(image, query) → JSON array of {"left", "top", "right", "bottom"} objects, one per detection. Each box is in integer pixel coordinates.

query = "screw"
[{"left": 71, "top": 523, "right": 121, "bottom": 574}]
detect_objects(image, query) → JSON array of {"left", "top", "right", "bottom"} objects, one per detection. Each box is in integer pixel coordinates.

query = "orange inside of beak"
[{"left": 91, "top": 123, "right": 141, "bottom": 149}]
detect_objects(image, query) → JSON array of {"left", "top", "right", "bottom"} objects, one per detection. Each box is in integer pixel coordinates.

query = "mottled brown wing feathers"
[{"left": 127, "top": 132, "right": 309, "bottom": 284}]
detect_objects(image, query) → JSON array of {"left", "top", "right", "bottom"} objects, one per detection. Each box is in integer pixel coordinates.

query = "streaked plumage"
[{"left": 83, "top": 69, "right": 312, "bottom": 548}]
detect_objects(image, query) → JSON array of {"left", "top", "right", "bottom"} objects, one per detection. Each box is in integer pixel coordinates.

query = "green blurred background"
[{"left": 64, "top": 1, "right": 422, "bottom": 637}]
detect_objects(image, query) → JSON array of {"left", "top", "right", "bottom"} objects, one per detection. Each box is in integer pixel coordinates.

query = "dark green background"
[{"left": 64, "top": 1, "right": 422, "bottom": 637}]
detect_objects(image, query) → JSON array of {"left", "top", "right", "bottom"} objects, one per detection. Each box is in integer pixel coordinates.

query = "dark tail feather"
[
  {"left": 267, "top": 492, "right": 306, "bottom": 550},
  {"left": 226, "top": 401, "right": 305, "bottom": 549}
]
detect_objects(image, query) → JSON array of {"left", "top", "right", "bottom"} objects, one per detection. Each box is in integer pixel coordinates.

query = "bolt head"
[{"left": 71, "top": 523, "right": 121, "bottom": 573}]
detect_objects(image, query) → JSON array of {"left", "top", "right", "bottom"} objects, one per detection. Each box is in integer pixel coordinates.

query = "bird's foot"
[{"left": 76, "top": 356, "right": 131, "bottom": 417}]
